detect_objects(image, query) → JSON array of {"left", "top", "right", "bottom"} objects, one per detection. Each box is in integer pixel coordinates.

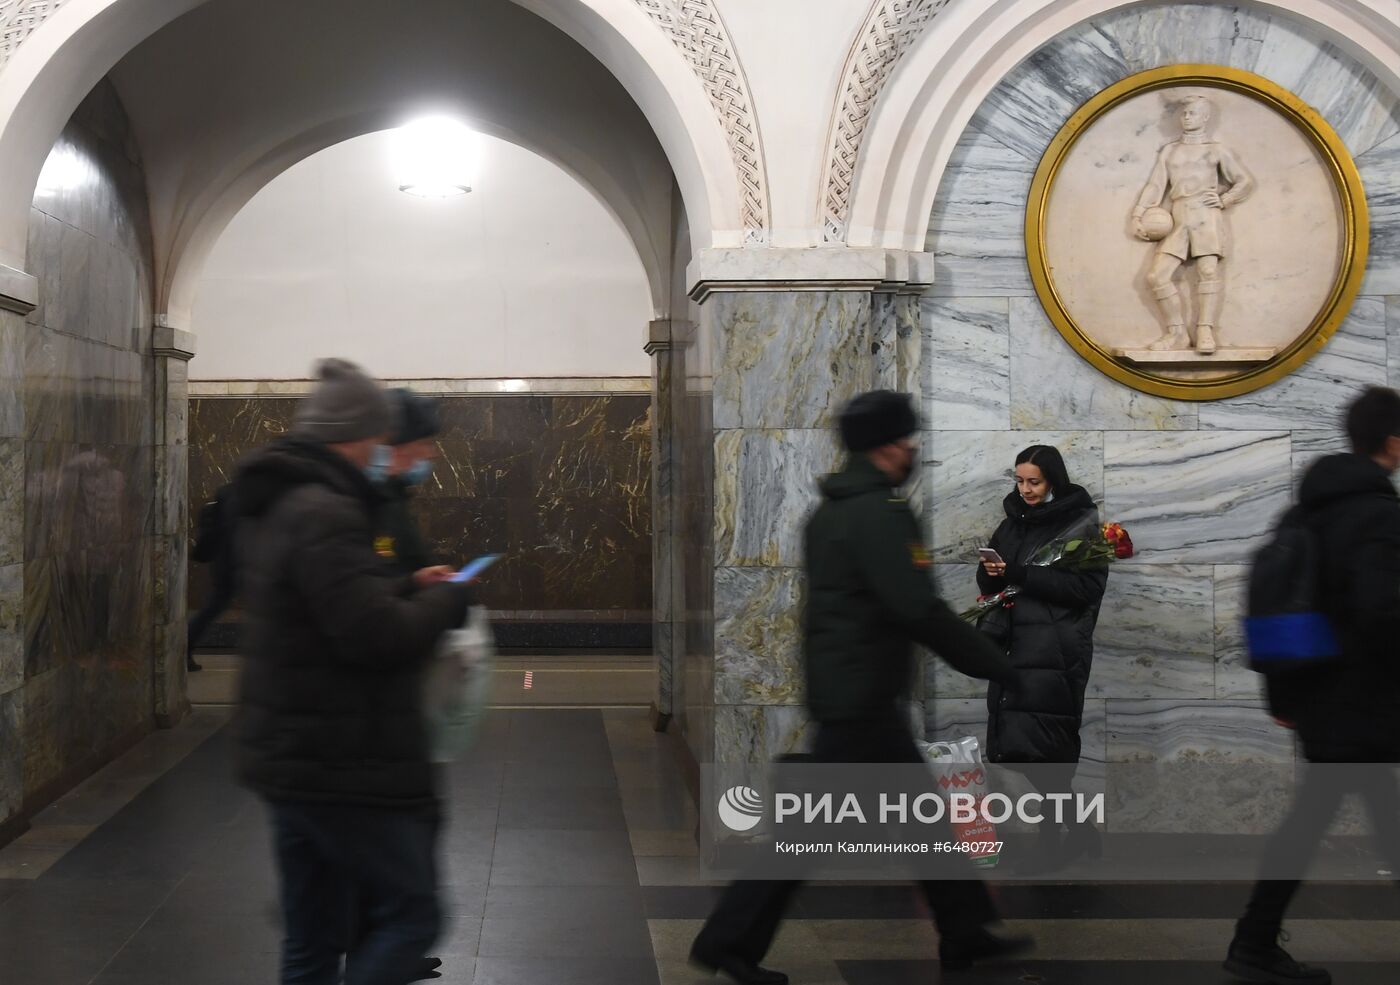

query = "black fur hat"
[{"left": 838, "top": 390, "right": 918, "bottom": 453}]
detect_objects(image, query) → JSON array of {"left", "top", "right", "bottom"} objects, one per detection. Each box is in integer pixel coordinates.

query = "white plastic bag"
[
  {"left": 920, "top": 735, "right": 1000, "bottom": 867},
  {"left": 423, "top": 605, "right": 495, "bottom": 762}
]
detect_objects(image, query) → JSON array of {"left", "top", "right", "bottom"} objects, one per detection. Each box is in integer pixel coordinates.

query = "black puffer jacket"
[
  {"left": 976, "top": 485, "right": 1107, "bottom": 764},
  {"left": 1279, "top": 454, "right": 1400, "bottom": 760},
  {"left": 232, "top": 438, "right": 469, "bottom": 809},
  {"left": 805, "top": 458, "right": 1013, "bottom": 724}
]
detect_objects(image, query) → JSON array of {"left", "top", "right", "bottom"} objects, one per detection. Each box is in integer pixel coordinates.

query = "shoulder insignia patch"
[
  {"left": 909, "top": 541, "right": 932, "bottom": 569},
  {"left": 374, "top": 535, "right": 396, "bottom": 559}
]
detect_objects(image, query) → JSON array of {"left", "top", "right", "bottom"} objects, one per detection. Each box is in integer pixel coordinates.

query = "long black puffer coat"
[{"left": 976, "top": 485, "right": 1107, "bottom": 765}]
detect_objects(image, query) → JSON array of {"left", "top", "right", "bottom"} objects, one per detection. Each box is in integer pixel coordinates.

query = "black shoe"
[
  {"left": 939, "top": 926, "right": 1035, "bottom": 971},
  {"left": 690, "top": 944, "right": 788, "bottom": 985},
  {"left": 410, "top": 956, "right": 442, "bottom": 980},
  {"left": 187, "top": 658, "right": 202, "bottom": 672},
  {"left": 1224, "top": 934, "right": 1331, "bottom": 984}
]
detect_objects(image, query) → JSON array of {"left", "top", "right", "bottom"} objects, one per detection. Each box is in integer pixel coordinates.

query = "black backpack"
[{"left": 1244, "top": 505, "right": 1339, "bottom": 674}]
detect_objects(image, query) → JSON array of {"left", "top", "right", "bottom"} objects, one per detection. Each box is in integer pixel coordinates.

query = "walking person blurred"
[
  {"left": 976, "top": 445, "right": 1108, "bottom": 874},
  {"left": 186, "top": 483, "right": 238, "bottom": 672},
  {"left": 371, "top": 388, "right": 442, "bottom": 575},
  {"left": 1224, "top": 386, "right": 1400, "bottom": 985},
  {"left": 231, "top": 359, "right": 471, "bottom": 985},
  {"left": 690, "top": 390, "right": 1032, "bottom": 984}
]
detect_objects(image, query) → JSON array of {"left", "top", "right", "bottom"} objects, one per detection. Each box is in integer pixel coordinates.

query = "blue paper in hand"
[{"left": 451, "top": 554, "right": 502, "bottom": 584}]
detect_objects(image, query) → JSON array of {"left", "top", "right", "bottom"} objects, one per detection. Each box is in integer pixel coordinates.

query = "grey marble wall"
[
  {"left": 677, "top": 316, "right": 715, "bottom": 772},
  {"left": 923, "top": 3, "right": 1400, "bottom": 806},
  {"left": 2, "top": 79, "right": 158, "bottom": 832}
]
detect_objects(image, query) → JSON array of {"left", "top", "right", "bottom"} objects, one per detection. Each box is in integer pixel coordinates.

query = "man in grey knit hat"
[{"left": 231, "top": 358, "right": 470, "bottom": 985}]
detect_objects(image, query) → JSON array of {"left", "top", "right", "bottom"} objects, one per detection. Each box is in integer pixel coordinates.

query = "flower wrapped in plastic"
[{"left": 960, "top": 514, "right": 1134, "bottom": 625}]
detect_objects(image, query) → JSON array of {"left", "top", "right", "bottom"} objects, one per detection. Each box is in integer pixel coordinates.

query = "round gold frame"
[{"left": 1024, "top": 65, "right": 1369, "bottom": 401}]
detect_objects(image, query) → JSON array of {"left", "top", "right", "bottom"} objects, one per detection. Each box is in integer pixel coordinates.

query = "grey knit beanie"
[{"left": 291, "top": 358, "right": 396, "bottom": 444}]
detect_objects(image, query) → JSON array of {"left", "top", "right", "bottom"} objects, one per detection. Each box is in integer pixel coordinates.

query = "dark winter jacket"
[
  {"left": 976, "top": 485, "right": 1107, "bottom": 765},
  {"left": 1280, "top": 454, "right": 1400, "bottom": 760},
  {"left": 804, "top": 457, "right": 1012, "bottom": 724},
  {"left": 231, "top": 438, "right": 469, "bottom": 809},
  {"left": 371, "top": 476, "right": 434, "bottom": 577}
]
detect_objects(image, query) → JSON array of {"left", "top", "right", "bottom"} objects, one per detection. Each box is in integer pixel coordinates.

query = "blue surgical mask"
[
  {"left": 403, "top": 459, "right": 434, "bottom": 487},
  {"left": 364, "top": 444, "right": 393, "bottom": 485}
]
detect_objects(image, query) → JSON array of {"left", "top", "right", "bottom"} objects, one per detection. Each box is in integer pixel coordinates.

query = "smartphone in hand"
[
  {"left": 451, "top": 554, "right": 503, "bottom": 584},
  {"left": 977, "top": 548, "right": 1004, "bottom": 565}
]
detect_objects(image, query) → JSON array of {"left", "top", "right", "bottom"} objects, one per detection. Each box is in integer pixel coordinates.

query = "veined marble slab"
[
  {"left": 1103, "top": 430, "right": 1291, "bottom": 563},
  {"left": 0, "top": 690, "right": 18, "bottom": 818},
  {"left": 1108, "top": 3, "right": 1269, "bottom": 77},
  {"left": 925, "top": 128, "right": 1036, "bottom": 297},
  {"left": 0, "top": 314, "right": 20, "bottom": 441},
  {"left": 712, "top": 292, "right": 873, "bottom": 430},
  {"left": 714, "top": 566, "right": 804, "bottom": 707},
  {"left": 923, "top": 298, "right": 1010, "bottom": 430},
  {"left": 0, "top": 440, "right": 21, "bottom": 570},
  {"left": 1105, "top": 699, "right": 1294, "bottom": 763},
  {"left": 1092, "top": 564, "right": 1215, "bottom": 700},
  {"left": 1198, "top": 298, "right": 1387, "bottom": 431},
  {"left": 1254, "top": 27, "right": 1400, "bottom": 157},
  {"left": 974, "top": 27, "right": 1127, "bottom": 165},
  {"left": 0, "top": 563, "right": 20, "bottom": 696},
  {"left": 1289, "top": 429, "right": 1352, "bottom": 494},
  {"left": 925, "top": 698, "right": 989, "bottom": 748},
  {"left": 1212, "top": 564, "right": 1263, "bottom": 700},
  {"left": 925, "top": 429, "right": 1105, "bottom": 563},
  {"left": 714, "top": 703, "right": 813, "bottom": 767},
  {"left": 1359, "top": 131, "right": 1400, "bottom": 297},
  {"left": 1390, "top": 297, "right": 1400, "bottom": 389},
  {"left": 1009, "top": 299, "right": 1197, "bottom": 431},
  {"left": 714, "top": 428, "right": 841, "bottom": 568}
]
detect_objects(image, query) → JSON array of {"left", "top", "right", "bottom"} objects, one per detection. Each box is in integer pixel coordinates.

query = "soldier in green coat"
[{"left": 690, "top": 391, "right": 1030, "bottom": 985}]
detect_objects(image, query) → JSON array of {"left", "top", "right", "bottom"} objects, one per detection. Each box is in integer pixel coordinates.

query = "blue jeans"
[{"left": 268, "top": 801, "right": 440, "bottom": 985}]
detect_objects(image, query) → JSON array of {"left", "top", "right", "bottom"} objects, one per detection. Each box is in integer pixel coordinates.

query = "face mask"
[
  {"left": 403, "top": 459, "right": 434, "bottom": 487},
  {"left": 364, "top": 444, "right": 393, "bottom": 485}
]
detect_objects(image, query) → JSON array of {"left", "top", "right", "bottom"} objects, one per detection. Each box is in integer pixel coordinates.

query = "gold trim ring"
[{"left": 1024, "top": 64, "right": 1368, "bottom": 401}]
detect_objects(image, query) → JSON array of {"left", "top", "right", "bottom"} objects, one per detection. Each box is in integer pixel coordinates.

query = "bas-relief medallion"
[{"left": 1027, "top": 66, "right": 1368, "bottom": 400}]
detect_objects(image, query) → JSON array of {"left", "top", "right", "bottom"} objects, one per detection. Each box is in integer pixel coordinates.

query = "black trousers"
[
  {"left": 268, "top": 801, "right": 440, "bottom": 985},
  {"left": 694, "top": 715, "right": 998, "bottom": 963},
  {"left": 187, "top": 546, "right": 237, "bottom": 657},
  {"left": 1239, "top": 744, "right": 1400, "bottom": 942}
]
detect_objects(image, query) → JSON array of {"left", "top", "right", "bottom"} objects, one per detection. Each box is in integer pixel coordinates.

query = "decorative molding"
[
  {"left": 0, "top": 0, "right": 66, "bottom": 72},
  {"left": 821, "top": 0, "right": 950, "bottom": 243},
  {"left": 633, "top": 0, "right": 770, "bottom": 242},
  {"left": 189, "top": 377, "right": 652, "bottom": 398},
  {"left": 0, "top": 260, "right": 36, "bottom": 314},
  {"left": 153, "top": 325, "right": 197, "bottom": 361},
  {"left": 686, "top": 246, "right": 935, "bottom": 302}
]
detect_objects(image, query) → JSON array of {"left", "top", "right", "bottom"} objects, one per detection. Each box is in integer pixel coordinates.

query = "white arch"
[
  {"left": 161, "top": 109, "right": 673, "bottom": 327},
  {"left": 846, "top": 0, "right": 1400, "bottom": 251},
  {"left": 0, "top": 0, "right": 744, "bottom": 289}
]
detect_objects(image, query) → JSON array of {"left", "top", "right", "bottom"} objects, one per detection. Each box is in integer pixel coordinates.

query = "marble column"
[
  {"left": 151, "top": 322, "right": 195, "bottom": 729},
  {"left": 646, "top": 318, "right": 679, "bottom": 732},
  {"left": 696, "top": 254, "right": 935, "bottom": 778},
  {"left": 0, "top": 264, "right": 34, "bottom": 836}
]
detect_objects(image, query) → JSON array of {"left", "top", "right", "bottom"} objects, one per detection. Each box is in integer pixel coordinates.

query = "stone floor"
[{"left": 1, "top": 706, "right": 1398, "bottom": 984}]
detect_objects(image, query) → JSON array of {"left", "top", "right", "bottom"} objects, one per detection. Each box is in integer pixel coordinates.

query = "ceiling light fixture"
[{"left": 392, "top": 116, "right": 479, "bottom": 198}]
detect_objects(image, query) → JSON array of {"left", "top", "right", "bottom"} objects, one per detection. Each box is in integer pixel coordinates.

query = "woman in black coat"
[{"left": 976, "top": 445, "right": 1107, "bottom": 872}]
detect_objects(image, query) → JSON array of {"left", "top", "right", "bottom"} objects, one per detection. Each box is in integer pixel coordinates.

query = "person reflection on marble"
[
  {"left": 56, "top": 450, "right": 129, "bottom": 658},
  {"left": 976, "top": 445, "right": 1107, "bottom": 874}
]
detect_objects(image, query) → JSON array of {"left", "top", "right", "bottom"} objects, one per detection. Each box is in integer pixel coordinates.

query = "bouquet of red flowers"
[{"left": 958, "top": 516, "right": 1134, "bottom": 624}]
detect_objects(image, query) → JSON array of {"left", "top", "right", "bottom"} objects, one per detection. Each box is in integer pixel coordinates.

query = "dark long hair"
[{"left": 1015, "top": 444, "right": 1072, "bottom": 496}]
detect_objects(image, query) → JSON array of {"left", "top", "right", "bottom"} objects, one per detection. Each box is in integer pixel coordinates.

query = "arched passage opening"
[{"left": 0, "top": 0, "right": 714, "bottom": 839}]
